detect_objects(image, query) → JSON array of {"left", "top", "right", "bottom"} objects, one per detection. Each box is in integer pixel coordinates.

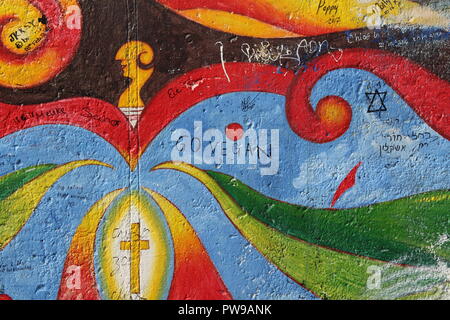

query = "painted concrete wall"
[{"left": 0, "top": 0, "right": 448, "bottom": 300}]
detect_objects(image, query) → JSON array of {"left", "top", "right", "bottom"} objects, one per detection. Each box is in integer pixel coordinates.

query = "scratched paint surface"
[{"left": 0, "top": 0, "right": 448, "bottom": 300}]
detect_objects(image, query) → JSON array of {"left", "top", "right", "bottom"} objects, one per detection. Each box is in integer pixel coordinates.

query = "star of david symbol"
[{"left": 365, "top": 89, "right": 387, "bottom": 116}]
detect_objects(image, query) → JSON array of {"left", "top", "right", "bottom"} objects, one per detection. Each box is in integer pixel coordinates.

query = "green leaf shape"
[
  {"left": 153, "top": 162, "right": 449, "bottom": 299},
  {"left": 0, "top": 164, "right": 57, "bottom": 201},
  {"left": 207, "top": 170, "right": 450, "bottom": 267}
]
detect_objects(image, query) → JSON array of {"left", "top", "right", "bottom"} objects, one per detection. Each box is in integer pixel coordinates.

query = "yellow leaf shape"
[{"left": 0, "top": 160, "right": 112, "bottom": 250}]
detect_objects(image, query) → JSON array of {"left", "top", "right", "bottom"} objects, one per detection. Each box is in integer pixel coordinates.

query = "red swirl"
[
  {"left": 286, "top": 48, "right": 450, "bottom": 143},
  {"left": 0, "top": 0, "right": 82, "bottom": 88}
]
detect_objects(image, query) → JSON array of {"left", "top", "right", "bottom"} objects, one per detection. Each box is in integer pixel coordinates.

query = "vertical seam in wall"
[
  {"left": 125, "top": 0, "right": 133, "bottom": 294},
  {"left": 135, "top": 0, "right": 141, "bottom": 200}
]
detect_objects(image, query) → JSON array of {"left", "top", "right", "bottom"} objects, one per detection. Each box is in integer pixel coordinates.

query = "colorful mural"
[{"left": 0, "top": 0, "right": 448, "bottom": 300}]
